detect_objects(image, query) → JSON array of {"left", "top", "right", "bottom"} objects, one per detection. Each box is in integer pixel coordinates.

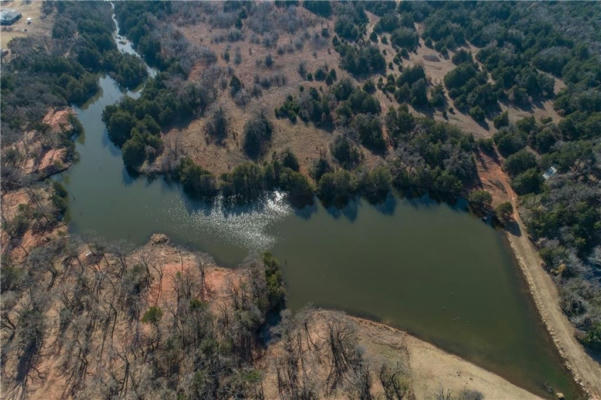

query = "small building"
[
  {"left": 0, "top": 9, "right": 21, "bottom": 25},
  {"left": 542, "top": 166, "right": 557, "bottom": 180}
]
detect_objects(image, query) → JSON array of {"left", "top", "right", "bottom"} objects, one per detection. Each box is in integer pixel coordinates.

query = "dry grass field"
[
  {"left": 152, "top": 6, "right": 566, "bottom": 180},
  {"left": 0, "top": 0, "right": 52, "bottom": 49}
]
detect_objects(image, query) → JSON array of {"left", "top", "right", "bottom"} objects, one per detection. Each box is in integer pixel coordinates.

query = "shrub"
[
  {"left": 325, "top": 69, "right": 337, "bottom": 86},
  {"left": 303, "top": 0, "right": 331, "bottom": 17},
  {"left": 221, "top": 163, "right": 265, "bottom": 203},
  {"left": 331, "top": 136, "right": 362, "bottom": 169},
  {"left": 504, "top": 149, "right": 537, "bottom": 177},
  {"left": 429, "top": 84, "right": 445, "bottom": 108},
  {"left": 279, "top": 149, "right": 300, "bottom": 172},
  {"left": 142, "top": 306, "right": 163, "bottom": 324},
  {"left": 363, "top": 80, "right": 376, "bottom": 94},
  {"left": 410, "top": 79, "right": 428, "bottom": 108},
  {"left": 495, "top": 202, "right": 514, "bottom": 223},
  {"left": 51, "top": 181, "right": 68, "bottom": 217},
  {"left": 468, "top": 189, "right": 492, "bottom": 214},
  {"left": 318, "top": 170, "right": 357, "bottom": 208},
  {"left": 444, "top": 63, "right": 478, "bottom": 90},
  {"left": 107, "top": 110, "right": 136, "bottom": 146},
  {"left": 385, "top": 105, "right": 414, "bottom": 143},
  {"left": 311, "top": 157, "right": 332, "bottom": 181},
  {"left": 243, "top": 112, "right": 273, "bottom": 159},
  {"left": 176, "top": 158, "right": 218, "bottom": 198},
  {"left": 263, "top": 252, "right": 286, "bottom": 312},
  {"left": 512, "top": 168, "right": 543, "bottom": 195},
  {"left": 373, "top": 14, "right": 401, "bottom": 33},
  {"left": 275, "top": 95, "right": 300, "bottom": 122},
  {"left": 352, "top": 114, "right": 386, "bottom": 153},
  {"left": 230, "top": 75, "right": 242, "bottom": 95},
  {"left": 279, "top": 168, "right": 313, "bottom": 207},
  {"left": 122, "top": 136, "right": 146, "bottom": 170},
  {"left": 580, "top": 323, "right": 601, "bottom": 352},
  {"left": 390, "top": 27, "right": 418, "bottom": 51},
  {"left": 469, "top": 106, "right": 486, "bottom": 122},
  {"left": 494, "top": 129, "right": 526, "bottom": 157},
  {"left": 265, "top": 54, "right": 273, "bottom": 68},
  {"left": 452, "top": 49, "right": 472, "bottom": 65},
  {"left": 347, "top": 88, "right": 381, "bottom": 114},
  {"left": 477, "top": 138, "right": 495, "bottom": 155},
  {"left": 337, "top": 43, "right": 385, "bottom": 76},
  {"left": 335, "top": 15, "right": 363, "bottom": 42},
  {"left": 493, "top": 111, "right": 509, "bottom": 129},
  {"left": 359, "top": 167, "right": 391, "bottom": 204},
  {"left": 206, "top": 108, "right": 228, "bottom": 143}
]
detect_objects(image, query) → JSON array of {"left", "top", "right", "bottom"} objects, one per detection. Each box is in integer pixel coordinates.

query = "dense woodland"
[
  {"left": 1, "top": 1, "right": 601, "bottom": 397},
  {"left": 1, "top": 2, "right": 147, "bottom": 189}
]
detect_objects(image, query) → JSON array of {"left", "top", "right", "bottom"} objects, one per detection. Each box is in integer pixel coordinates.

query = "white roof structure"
[{"left": 542, "top": 166, "right": 557, "bottom": 180}]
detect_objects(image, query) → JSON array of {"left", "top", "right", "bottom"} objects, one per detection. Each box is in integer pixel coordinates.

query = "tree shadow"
[
  {"left": 101, "top": 127, "right": 124, "bottom": 157},
  {"left": 500, "top": 99, "right": 535, "bottom": 113},
  {"left": 502, "top": 219, "right": 522, "bottom": 237},
  {"left": 122, "top": 165, "right": 138, "bottom": 185},
  {"left": 325, "top": 197, "right": 358, "bottom": 221},
  {"left": 404, "top": 194, "right": 436, "bottom": 210},
  {"left": 373, "top": 192, "right": 397, "bottom": 215},
  {"left": 500, "top": 95, "right": 551, "bottom": 114},
  {"left": 583, "top": 346, "right": 601, "bottom": 364},
  {"left": 412, "top": 103, "right": 435, "bottom": 118},
  {"left": 475, "top": 147, "right": 499, "bottom": 164},
  {"left": 294, "top": 202, "right": 318, "bottom": 220},
  {"left": 476, "top": 117, "right": 490, "bottom": 130}
]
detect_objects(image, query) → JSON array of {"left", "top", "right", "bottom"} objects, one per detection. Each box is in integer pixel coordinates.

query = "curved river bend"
[{"left": 56, "top": 13, "right": 581, "bottom": 399}]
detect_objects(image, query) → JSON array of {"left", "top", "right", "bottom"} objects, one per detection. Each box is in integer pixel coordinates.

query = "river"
[{"left": 56, "top": 9, "right": 581, "bottom": 399}]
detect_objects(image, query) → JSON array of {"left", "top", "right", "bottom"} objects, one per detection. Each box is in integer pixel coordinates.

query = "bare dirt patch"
[
  {"left": 42, "top": 108, "right": 74, "bottom": 134},
  {"left": 130, "top": 233, "right": 243, "bottom": 313},
  {"left": 0, "top": 188, "right": 30, "bottom": 221},
  {"left": 9, "top": 225, "right": 66, "bottom": 263},
  {"left": 35, "top": 148, "right": 67, "bottom": 176},
  {"left": 3, "top": 108, "right": 75, "bottom": 179},
  {"left": 0, "top": 186, "right": 67, "bottom": 263},
  {"left": 0, "top": 0, "right": 53, "bottom": 49},
  {"left": 475, "top": 150, "right": 513, "bottom": 208},
  {"left": 260, "top": 309, "right": 543, "bottom": 400},
  {"left": 354, "top": 315, "right": 543, "bottom": 400}
]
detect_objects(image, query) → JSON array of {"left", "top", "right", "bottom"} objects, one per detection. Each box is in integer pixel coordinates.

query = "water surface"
[
  {"left": 59, "top": 73, "right": 580, "bottom": 399},
  {"left": 271, "top": 197, "right": 579, "bottom": 398},
  {"left": 56, "top": 15, "right": 582, "bottom": 399}
]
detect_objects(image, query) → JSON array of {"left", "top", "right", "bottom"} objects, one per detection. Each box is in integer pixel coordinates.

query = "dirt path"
[{"left": 477, "top": 152, "right": 601, "bottom": 400}]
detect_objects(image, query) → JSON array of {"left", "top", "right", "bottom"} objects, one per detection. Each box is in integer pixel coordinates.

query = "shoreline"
[
  {"left": 3, "top": 3, "right": 599, "bottom": 398},
  {"left": 126, "top": 234, "right": 599, "bottom": 399},
  {"left": 487, "top": 153, "right": 601, "bottom": 399},
  {"left": 260, "top": 308, "right": 545, "bottom": 400},
  {"left": 506, "top": 223, "right": 601, "bottom": 400},
  {"left": 477, "top": 150, "right": 601, "bottom": 399},
  {"left": 17, "top": 142, "right": 600, "bottom": 398},
  {"left": 346, "top": 312, "right": 544, "bottom": 400},
  {"left": 6, "top": 76, "right": 596, "bottom": 399}
]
